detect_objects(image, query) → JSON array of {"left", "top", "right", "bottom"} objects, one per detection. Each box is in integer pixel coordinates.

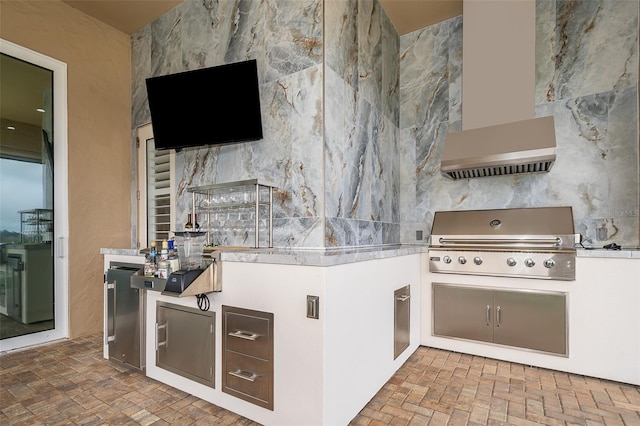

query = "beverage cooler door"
[{"left": 106, "top": 264, "right": 144, "bottom": 369}]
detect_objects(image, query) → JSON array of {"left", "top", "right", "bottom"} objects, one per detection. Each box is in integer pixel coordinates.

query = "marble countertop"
[
  {"left": 218, "top": 244, "right": 427, "bottom": 266},
  {"left": 101, "top": 245, "right": 640, "bottom": 266},
  {"left": 101, "top": 245, "right": 428, "bottom": 267}
]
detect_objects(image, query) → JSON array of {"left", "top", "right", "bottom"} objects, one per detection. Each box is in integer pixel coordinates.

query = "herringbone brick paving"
[{"left": 1, "top": 334, "right": 639, "bottom": 425}]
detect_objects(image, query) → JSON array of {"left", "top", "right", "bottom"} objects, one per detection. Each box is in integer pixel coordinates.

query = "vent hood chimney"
[{"left": 441, "top": 0, "right": 556, "bottom": 179}]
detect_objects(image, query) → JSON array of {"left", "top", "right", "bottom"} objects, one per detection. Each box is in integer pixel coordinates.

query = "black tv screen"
[{"left": 145, "top": 59, "right": 263, "bottom": 150}]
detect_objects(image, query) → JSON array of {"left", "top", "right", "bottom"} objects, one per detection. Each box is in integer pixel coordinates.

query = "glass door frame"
[{"left": 0, "top": 39, "right": 69, "bottom": 352}]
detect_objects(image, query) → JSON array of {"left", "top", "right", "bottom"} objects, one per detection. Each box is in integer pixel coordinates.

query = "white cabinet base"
[
  {"left": 144, "top": 254, "right": 421, "bottom": 426},
  {"left": 422, "top": 254, "right": 640, "bottom": 386}
]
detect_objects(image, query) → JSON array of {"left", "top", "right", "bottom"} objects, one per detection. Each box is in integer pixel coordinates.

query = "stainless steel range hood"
[
  {"left": 441, "top": 0, "right": 557, "bottom": 180},
  {"left": 441, "top": 116, "right": 556, "bottom": 180}
]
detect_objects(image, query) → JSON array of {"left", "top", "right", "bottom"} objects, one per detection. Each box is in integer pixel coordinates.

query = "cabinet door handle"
[
  {"left": 106, "top": 282, "right": 117, "bottom": 343},
  {"left": 156, "top": 323, "right": 168, "bottom": 350},
  {"left": 228, "top": 330, "right": 260, "bottom": 341},
  {"left": 496, "top": 305, "right": 501, "bottom": 327},
  {"left": 396, "top": 294, "right": 411, "bottom": 302},
  {"left": 486, "top": 305, "right": 491, "bottom": 326},
  {"left": 229, "top": 369, "right": 258, "bottom": 382}
]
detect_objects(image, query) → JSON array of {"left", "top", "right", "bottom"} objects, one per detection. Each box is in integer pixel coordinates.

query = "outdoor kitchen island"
[
  {"left": 421, "top": 249, "right": 640, "bottom": 386},
  {"left": 101, "top": 245, "right": 423, "bottom": 426}
]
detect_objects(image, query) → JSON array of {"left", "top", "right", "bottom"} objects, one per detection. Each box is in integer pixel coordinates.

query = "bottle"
[
  {"left": 194, "top": 213, "right": 201, "bottom": 231},
  {"left": 157, "top": 259, "right": 170, "bottom": 279},
  {"left": 168, "top": 237, "right": 177, "bottom": 257},
  {"left": 146, "top": 241, "right": 158, "bottom": 277},
  {"left": 185, "top": 212, "right": 193, "bottom": 231},
  {"left": 160, "top": 239, "right": 169, "bottom": 260},
  {"left": 167, "top": 237, "right": 180, "bottom": 272},
  {"left": 144, "top": 251, "right": 154, "bottom": 277},
  {"left": 149, "top": 241, "right": 157, "bottom": 261}
]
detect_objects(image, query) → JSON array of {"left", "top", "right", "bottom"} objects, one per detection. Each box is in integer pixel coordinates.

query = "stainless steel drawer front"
[
  {"left": 224, "top": 351, "right": 271, "bottom": 406},
  {"left": 222, "top": 305, "right": 274, "bottom": 410},
  {"left": 225, "top": 311, "right": 270, "bottom": 359}
]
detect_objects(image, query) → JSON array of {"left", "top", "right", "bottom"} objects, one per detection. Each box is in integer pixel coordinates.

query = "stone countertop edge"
[
  {"left": 101, "top": 246, "right": 640, "bottom": 262},
  {"left": 101, "top": 245, "right": 428, "bottom": 267},
  {"left": 100, "top": 248, "right": 142, "bottom": 256},
  {"left": 576, "top": 248, "right": 640, "bottom": 259}
]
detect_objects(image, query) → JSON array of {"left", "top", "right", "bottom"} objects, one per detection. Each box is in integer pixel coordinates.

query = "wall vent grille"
[{"left": 444, "top": 160, "right": 554, "bottom": 180}]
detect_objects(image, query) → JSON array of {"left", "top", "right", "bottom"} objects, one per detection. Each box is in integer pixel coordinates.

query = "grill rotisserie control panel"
[{"left": 428, "top": 249, "right": 575, "bottom": 281}]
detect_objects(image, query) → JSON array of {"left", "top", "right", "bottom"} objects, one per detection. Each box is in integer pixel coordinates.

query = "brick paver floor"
[{"left": 1, "top": 334, "right": 639, "bottom": 425}]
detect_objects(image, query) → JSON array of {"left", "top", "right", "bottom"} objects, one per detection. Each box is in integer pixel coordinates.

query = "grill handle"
[{"left": 438, "top": 237, "right": 561, "bottom": 247}]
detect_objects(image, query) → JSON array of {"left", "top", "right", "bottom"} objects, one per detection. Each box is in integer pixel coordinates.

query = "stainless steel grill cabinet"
[
  {"left": 427, "top": 206, "right": 578, "bottom": 356},
  {"left": 428, "top": 206, "right": 580, "bottom": 280}
]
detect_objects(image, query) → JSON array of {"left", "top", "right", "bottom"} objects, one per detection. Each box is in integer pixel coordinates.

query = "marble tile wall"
[
  {"left": 132, "top": 0, "right": 401, "bottom": 249},
  {"left": 323, "top": 0, "right": 401, "bottom": 247},
  {"left": 399, "top": 0, "right": 639, "bottom": 247},
  {"left": 132, "top": 0, "right": 326, "bottom": 248}
]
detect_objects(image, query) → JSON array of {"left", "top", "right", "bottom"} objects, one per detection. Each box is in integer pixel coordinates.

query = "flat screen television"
[{"left": 145, "top": 59, "right": 263, "bottom": 151}]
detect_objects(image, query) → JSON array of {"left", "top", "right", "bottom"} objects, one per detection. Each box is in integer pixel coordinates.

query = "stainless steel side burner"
[{"left": 428, "top": 207, "right": 580, "bottom": 280}]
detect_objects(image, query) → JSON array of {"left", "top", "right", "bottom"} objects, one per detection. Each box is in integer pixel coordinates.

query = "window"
[{"left": 136, "top": 123, "right": 175, "bottom": 248}]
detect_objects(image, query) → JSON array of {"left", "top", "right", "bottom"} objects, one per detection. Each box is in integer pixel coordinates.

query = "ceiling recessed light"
[
  {"left": 7, "top": 126, "right": 16, "bottom": 130},
  {"left": 36, "top": 108, "right": 46, "bottom": 113}
]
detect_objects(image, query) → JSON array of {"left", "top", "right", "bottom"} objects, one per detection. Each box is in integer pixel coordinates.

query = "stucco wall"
[{"left": 0, "top": 1, "right": 132, "bottom": 337}]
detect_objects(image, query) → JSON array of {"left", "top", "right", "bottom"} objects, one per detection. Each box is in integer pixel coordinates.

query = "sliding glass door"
[{"left": 0, "top": 39, "right": 68, "bottom": 351}]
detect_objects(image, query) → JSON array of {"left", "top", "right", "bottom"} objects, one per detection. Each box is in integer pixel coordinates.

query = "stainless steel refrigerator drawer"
[
  {"left": 223, "top": 351, "right": 272, "bottom": 409},
  {"left": 131, "top": 275, "right": 166, "bottom": 292},
  {"left": 224, "top": 309, "right": 272, "bottom": 360}
]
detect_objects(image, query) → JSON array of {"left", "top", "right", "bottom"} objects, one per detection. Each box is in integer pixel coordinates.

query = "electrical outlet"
[{"left": 416, "top": 230, "right": 423, "bottom": 241}]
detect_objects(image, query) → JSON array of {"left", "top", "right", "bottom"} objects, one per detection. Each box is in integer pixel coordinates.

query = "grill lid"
[{"left": 430, "top": 206, "right": 579, "bottom": 250}]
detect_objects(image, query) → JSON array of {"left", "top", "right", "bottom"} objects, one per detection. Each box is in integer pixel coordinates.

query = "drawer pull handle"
[
  {"left": 229, "top": 369, "right": 258, "bottom": 382},
  {"left": 229, "top": 330, "right": 260, "bottom": 341},
  {"left": 396, "top": 294, "right": 410, "bottom": 302}
]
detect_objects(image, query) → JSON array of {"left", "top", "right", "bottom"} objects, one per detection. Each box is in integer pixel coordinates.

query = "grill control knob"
[
  {"left": 543, "top": 259, "right": 556, "bottom": 268},
  {"left": 506, "top": 258, "right": 517, "bottom": 267},
  {"left": 524, "top": 258, "right": 536, "bottom": 268},
  {"left": 458, "top": 256, "right": 467, "bottom": 265},
  {"left": 443, "top": 256, "right": 452, "bottom": 264},
  {"left": 473, "top": 256, "right": 483, "bottom": 265}
]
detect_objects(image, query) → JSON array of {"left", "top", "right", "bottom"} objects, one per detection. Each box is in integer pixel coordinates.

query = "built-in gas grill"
[{"left": 428, "top": 207, "right": 580, "bottom": 281}]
